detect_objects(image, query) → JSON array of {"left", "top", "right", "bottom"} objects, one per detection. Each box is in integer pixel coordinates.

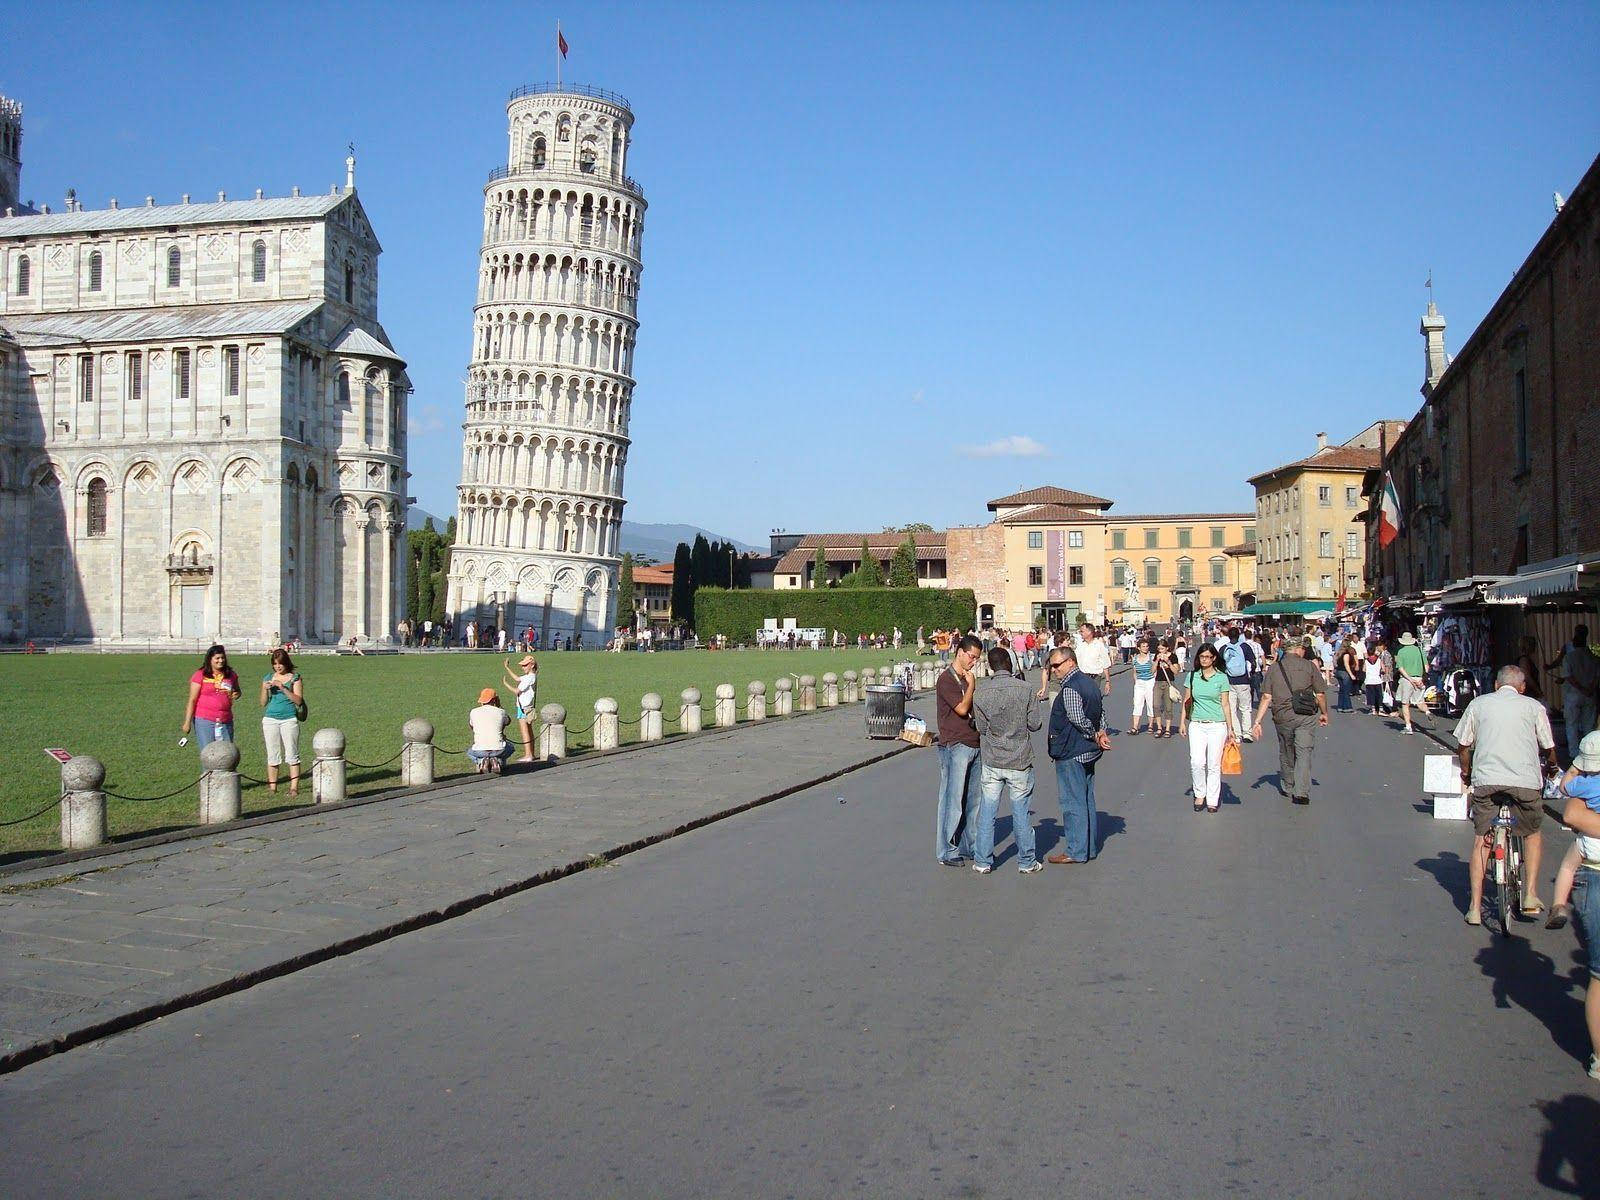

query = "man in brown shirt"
[
  {"left": 935, "top": 634, "right": 983, "bottom": 865},
  {"left": 1251, "top": 636, "right": 1329, "bottom": 805}
]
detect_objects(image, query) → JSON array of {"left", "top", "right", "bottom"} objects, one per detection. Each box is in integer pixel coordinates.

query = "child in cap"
[
  {"left": 1545, "top": 729, "right": 1600, "bottom": 930},
  {"left": 502, "top": 655, "right": 538, "bottom": 763}
]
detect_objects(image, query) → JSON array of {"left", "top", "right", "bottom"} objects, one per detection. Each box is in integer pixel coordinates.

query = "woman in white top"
[{"left": 502, "top": 654, "right": 538, "bottom": 763}]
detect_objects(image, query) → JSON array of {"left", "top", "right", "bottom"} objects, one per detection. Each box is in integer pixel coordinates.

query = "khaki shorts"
[{"left": 1470, "top": 784, "right": 1543, "bottom": 837}]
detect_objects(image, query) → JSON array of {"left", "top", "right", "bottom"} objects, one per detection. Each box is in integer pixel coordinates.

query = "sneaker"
[
  {"left": 972, "top": 863, "right": 993, "bottom": 874},
  {"left": 1589, "top": 1055, "right": 1600, "bottom": 1081},
  {"left": 938, "top": 857, "right": 965, "bottom": 868},
  {"left": 1018, "top": 862, "right": 1044, "bottom": 874}
]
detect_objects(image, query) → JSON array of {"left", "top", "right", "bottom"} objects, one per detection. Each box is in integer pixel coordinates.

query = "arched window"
[
  {"left": 337, "top": 371, "right": 350, "bottom": 407},
  {"left": 88, "top": 251, "right": 103, "bottom": 292},
  {"left": 579, "top": 145, "right": 596, "bottom": 174},
  {"left": 86, "top": 478, "right": 108, "bottom": 537},
  {"left": 344, "top": 264, "right": 354, "bottom": 304},
  {"left": 251, "top": 240, "right": 267, "bottom": 283},
  {"left": 15, "top": 254, "right": 29, "bottom": 295},
  {"left": 529, "top": 135, "right": 547, "bottom": 169},
  {"left": 166, "top": 246, "right": 181, "bottom": 288}
]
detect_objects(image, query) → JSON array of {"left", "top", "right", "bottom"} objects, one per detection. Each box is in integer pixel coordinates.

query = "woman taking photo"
[
  {"left": 502, "top": 654, "right": 538, "bottom": 764},
  {"left": 1179, "top": 642, "right": 1238, "bottom": 813},
  {"left": 181, "top": 644, "right": 240, "bottom": 751},
  {"left": 259, "top": 648, "right": 304, "bottom": 796},
  {"left": 1153, "top": 638, "right": 1179, "bottom": 738}
]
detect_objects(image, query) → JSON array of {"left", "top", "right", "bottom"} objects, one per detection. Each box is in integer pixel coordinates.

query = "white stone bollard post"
[
  {"left": 861, "top": 667, "right": 876, "bottom": 689},
  {"left": 401, "top": 718, "right": 435, "bottom": 787},
  {"left": 822, "top": 672, "right": 839, "bottom": 707},
  {"left": 538, "top": 703, "right": 567, "bottom": 759},
  {"left": 60, "top": 756, "right": 107, "bottom": 850},
  {"left": 881, "top": 664, "right": 894, "bottom": 686},
  {"left": 714, "top": 683, "right": 736, "bottom": 727},
  {"left": 842, "top": 669, "right": 858, "bottom": 703},
  {"left": 747, "top": 680, "right": 767, "bottom": 721},
  {"left": 798, "top": 674, "right": 817, "bottom": 712},
  {"left": 198, "top": 740, "right": 242, "bottom": 823},
  {"left": 922, "top": 660, "right": 937, "bottom": 688},
  {"left": 680, "top": 687, "right": 703, "bottom": 733},
  {"left": 774, "top": 677, "right": 794, "bottom": 716},
  {"left": 594, "top": 697, "right": 619, "bottom": 751},
  {"left": 640, "top": 693, "right": 664, "bottom": 742},
  {"left": 313, "top": 728, "right": 347, "bottom": 804}
]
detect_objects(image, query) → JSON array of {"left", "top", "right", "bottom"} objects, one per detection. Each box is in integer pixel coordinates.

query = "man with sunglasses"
[{"left": 1046, "top": 647, "right": 1113, "bottom": 865}]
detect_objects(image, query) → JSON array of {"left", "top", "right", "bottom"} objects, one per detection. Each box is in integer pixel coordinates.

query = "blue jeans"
[
  {"left": 194, "top": 718, "right": 233, "bottom": 749},
  {"left": 1335, "top": 672, "right": 1354, "bottom": 712},
  {"left": 936, "top": 742, "right": 980, "bottom": 862},
  {"left": 975, "top": 763, "right": 1037, "bottom": 869},
  {"left": 1054, "top": 757, "right": 1097, "bottom": 862},
  {"left": 468, "top": 744, "right": 512, "bottom": 766}
]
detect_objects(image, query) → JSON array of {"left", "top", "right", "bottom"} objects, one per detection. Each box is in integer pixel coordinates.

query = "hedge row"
[{"left": 693, "top": 588, "right": 977, "bottom": 641}]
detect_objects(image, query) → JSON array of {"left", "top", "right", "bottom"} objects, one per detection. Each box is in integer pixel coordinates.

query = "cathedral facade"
[{"left": 0, "top": 95, "right": 410, "bottom": 646}]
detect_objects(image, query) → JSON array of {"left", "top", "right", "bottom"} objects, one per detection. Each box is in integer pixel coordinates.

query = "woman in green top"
[
  {"left": 1392, "top": 631, "right": 1428, "bottom": 735},
  {"left": 1179, "top": 643, "right": 1238, "bottom": 813},
  {"left": 259, "top": 648, "right": 305, "bottom": 797}
]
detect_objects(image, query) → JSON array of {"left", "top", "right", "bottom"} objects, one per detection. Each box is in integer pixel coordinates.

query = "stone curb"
[
  {"left": 0, "top": 735, "right": 914, "bottom": 1076},
  {"left": 0, "top": 699, "right": 861, "bottom": 879}
]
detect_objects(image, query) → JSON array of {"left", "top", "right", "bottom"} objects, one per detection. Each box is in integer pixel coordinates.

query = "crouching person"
[{"left": 469, "top": 687, "right": 513, "bottom": 774}]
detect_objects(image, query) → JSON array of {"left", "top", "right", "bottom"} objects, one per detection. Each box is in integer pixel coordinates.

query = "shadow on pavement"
[
  {"left": 1415, "top": 851, "right": 1471, "bottom": 909},
  {"left": 1535, "top": 1092, "right": 1600, "bottom": 1195},
  {"left": 1474, "top": 937, "right": 1589, "bottom": 1064}
]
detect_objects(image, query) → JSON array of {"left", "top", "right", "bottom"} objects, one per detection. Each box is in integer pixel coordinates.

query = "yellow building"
[
  {"left": 1247, "top": 423, "right": 1403, "bottom": 603},
  {"left": 963, "top": 488, "right": 1256, "bottom": 629}
]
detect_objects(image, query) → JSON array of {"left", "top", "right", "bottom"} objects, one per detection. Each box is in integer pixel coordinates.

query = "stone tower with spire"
[
  {"left": 0, "top": 95, "right": 22, "bottom": 215},
  {"left": 1420, "top": 299, "right": 1447, "bottom": 397}
]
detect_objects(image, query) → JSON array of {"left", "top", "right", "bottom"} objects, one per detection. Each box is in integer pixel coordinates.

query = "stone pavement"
[{"left": 0, "top": 702, "right": 917, "bottom": 1072}]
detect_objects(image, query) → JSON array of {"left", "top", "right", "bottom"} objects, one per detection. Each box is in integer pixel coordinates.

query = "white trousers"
[
  {"left": 1132, "top": 679, "right": 1155, "bottom": 722},
  {"left": 1188, "top": 720, "right": 1228, "bottom": 808},
  {"left": 1230, "top": 683, "right": 1253, "bottom": 737}
]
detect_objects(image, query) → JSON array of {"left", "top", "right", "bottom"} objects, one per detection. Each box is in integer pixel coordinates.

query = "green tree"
[
  {"left": 671, "top": 542, "right": 694, "bottom": 625},
  {"left": 813, "top": 544, "right": 828, "bottom": 588},
  {"left": 445, "top": 515, "right": 457, "bottom": 543},
  {"left": 857, "top": 539, "right": 884, "bottom": 588},
  {"left": 690, "top": 534, "right": 712, "bottom": 595},
  {"left": 617, "top": 552, "right": 635, "bottom": 625},
  {"left": 888, "top": 535, "right": 918, "bottom": 588}
]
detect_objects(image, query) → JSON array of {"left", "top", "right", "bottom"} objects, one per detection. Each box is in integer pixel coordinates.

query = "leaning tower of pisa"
[{"left": 446, "top": 83, "right": 644, "bottom": 647}]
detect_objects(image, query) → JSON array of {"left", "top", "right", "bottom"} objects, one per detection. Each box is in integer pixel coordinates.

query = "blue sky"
[{"left": 7, "top": 2, "right": 1597, "bottom": 545}]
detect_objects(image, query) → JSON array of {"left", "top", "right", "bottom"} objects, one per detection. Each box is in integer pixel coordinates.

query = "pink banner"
[{"left": 1047, "top": 531, "right": 1065, "bottom": 601}]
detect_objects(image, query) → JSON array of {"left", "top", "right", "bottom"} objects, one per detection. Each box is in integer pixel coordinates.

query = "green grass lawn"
[{"left": 0, "top": 647, "right": 923, "bottom": 859}]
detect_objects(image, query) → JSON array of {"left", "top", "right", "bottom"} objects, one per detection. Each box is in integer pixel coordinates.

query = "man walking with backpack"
[
  {"left": 1222, "top": 625, "right": 1258, "bottom": 741},
  {"left": 1251, "top": 636, "right": 1329, "bottom": 805}
]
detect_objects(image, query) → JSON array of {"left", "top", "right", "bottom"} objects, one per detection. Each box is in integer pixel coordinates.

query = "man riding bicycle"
[{"left": 1454, "top": 664, "right": 1559, "bottom": 925}]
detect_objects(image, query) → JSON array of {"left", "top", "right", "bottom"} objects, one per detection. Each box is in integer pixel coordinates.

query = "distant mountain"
[
  {"left": 621, "top": 521, "right": 760, "bottom": 563},
  {"left": 407, "top": 507, "right": 446, "bottom": 533}
]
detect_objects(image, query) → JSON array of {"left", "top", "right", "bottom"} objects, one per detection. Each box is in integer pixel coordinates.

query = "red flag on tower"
[{"left": 558, "top": 29, "right": 569, "bottom": 57}]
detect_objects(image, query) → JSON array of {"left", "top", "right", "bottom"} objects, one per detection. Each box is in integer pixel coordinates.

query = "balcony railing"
[
  {"left": 509, "top": 82, "right": 632, "bottom": 110},
  {"left": 166, "top": 553, "right": 214, "bottom": 574},
  {"left": 486, "top": 161, "right": 644, "bottom": 197}
]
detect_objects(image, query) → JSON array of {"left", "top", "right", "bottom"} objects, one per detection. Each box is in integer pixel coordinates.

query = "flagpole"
[{"left": 556, "top": 20, "right": 562, "bottom": 89}]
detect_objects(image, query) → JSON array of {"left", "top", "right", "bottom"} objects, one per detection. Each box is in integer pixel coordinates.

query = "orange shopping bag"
[{"left": 1221, "top": 740, "right": 1243, "bottom": 776}]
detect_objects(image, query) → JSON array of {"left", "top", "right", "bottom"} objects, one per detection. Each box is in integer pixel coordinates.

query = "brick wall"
[{"left": 945, "top": 525, "right": 1004, "bottom": 623}]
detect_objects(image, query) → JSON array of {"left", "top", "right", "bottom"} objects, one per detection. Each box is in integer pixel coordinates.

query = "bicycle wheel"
[
  {"left": 1507, "top": 833, "right": 1526, "bottom": 923},
  {"left": 1495, "top": 829, "right": 1516, "bottom": 937}
]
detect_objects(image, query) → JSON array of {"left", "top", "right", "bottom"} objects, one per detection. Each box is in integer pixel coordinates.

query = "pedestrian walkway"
[{"left": 0, "top": 704, "right": 915, "bottom": 1071}]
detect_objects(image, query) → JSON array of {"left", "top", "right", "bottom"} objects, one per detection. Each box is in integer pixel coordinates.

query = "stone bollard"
[
  {"left": 747, "top": 679, "right": 767, "bottom": 721},
  {"left": 774, "top": 677, "right": 794, "bottom": 716},
  {"left": 861, "top": 667, "right": 876, "bottom": 689},
  {"left": 715, "top": 683, "right": 736, "bottom": 727},
  {"left": 313, "top": 728, "right": 347, "bottom": 804},
  {"left": 922, "top": 660, "right": 937, "bottom": 688},
  {"left": 401, "top": 718, "right": 435, "bottom": 787},
  {"left": 842, "top": 669, "right": 858, "bottom": 704},
  {"left": 798, "top": 674, "right": 817, "bottom": 712},
  {"left": 680, "top": 687, "right": 703, "bottom": 733},
  {"left": 640, "top": 692, "right": 663, "bottom": 742},
  {"left": 822, "top": 672, "right": 839, "bottom": 707},
  {"left": 881, "top": 664, "right": 894, "bottom": 687},
  {"left": 539, "top": 703, "right": 567, "bottom": 760},
  {"left": 60, "top": 755, "right": 107, "bottom": 850},
  {"left": 594, "top": 697, "right": 619, "bottom": 751},
  {"left": 198, "top": 739, "right": 242, "bottom": 823}
]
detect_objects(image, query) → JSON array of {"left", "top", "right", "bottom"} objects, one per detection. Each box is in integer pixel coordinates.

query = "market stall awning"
[
  {"left": 1486, "top": 559, "right": 1599, "bottom": 605},
  {"left": 1240, "top": 601, "right": 1336, "bottom": 616}
]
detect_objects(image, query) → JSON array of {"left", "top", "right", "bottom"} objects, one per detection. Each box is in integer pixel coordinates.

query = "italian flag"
[{"left": 1378, "top": 471, "right": 1402, "bottom": 547}]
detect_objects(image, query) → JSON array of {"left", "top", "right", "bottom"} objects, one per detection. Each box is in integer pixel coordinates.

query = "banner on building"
[{"left": 1047, "top": 531, "right": 1065, "bottom": 601}]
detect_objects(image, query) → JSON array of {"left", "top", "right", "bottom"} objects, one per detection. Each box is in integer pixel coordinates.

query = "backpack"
[{"left": 1222, "top": 640, "right": 1254, "bottom": 678}]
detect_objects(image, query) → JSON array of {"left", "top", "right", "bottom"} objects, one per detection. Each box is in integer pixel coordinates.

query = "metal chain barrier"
[
  {"left": 345, "top": 747, "right": 406, "bottom": 771},
  {"left": 0, "top": 799, "right": 62, "bottom": 827},
  {"left": 103, "top": 778, "right": 202, "bottom": 804}
]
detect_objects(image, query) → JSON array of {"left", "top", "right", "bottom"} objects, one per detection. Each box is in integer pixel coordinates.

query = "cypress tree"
[
  {"left": 889, "top": 535, "right": 918, "bottom": 588},
  {"left": 671, "top": 542, "right": 694, "bottom": 624},
  {"left": 813, "top": 544, "right": 828, "bottom": 588},
  {"left": 617, "top": 552, "right": 635, "bottom": 625},
  {"left": 858, "top": 539, "right": 884, "bottom": 587}
]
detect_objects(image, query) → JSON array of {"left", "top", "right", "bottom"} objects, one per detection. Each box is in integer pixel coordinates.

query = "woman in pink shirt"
[{"left": 182, "top": 644, "right": 240, "bottom": 751}]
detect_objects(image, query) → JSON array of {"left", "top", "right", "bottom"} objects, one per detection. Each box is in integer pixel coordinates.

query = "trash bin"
[{"left": 865, "top": 684, "right": 907, "bottom": 739}]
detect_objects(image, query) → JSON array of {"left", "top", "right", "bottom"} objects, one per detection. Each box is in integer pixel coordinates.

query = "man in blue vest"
[{"left": 1046, "top": 646, "right": 1112, "bottom": 865}]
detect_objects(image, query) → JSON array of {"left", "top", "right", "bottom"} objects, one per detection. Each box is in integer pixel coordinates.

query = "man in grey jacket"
[{"left": 970, "top": 646, "right": 1046, "bottom": 874}]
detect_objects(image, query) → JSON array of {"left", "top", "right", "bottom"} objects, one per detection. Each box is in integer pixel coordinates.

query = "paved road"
[{"left": 3, "top": 675, "right": 1595, "bottom": 1198}]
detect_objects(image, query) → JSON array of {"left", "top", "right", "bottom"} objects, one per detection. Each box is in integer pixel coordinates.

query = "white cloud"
[
  {"left": 959, "top": 435, "right": 1052, "bottom": 459},
  {"left": 412, "top": 404, "right": 447, "bottom": 435},
  {"left": 910, "top": 388, "right": 925, "bottom": 405}
]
